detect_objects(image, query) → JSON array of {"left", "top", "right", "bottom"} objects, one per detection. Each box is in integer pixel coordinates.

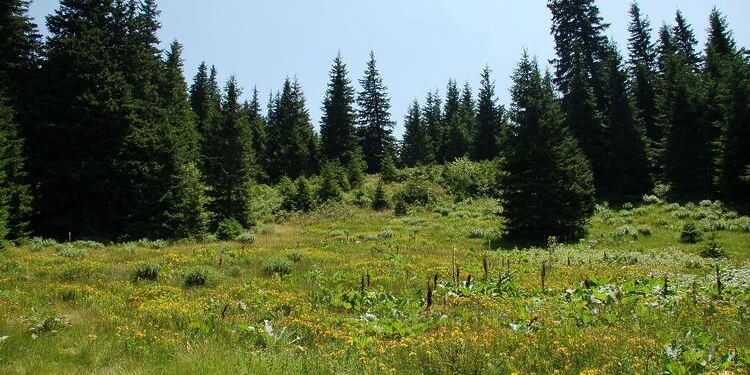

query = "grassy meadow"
[{"left": 1, "top": 177, "right": 749, "bottom": 374}]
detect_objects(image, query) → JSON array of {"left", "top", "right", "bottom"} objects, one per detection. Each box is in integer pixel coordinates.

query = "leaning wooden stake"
[{"left": 715, "top": 265, "right": 722, "bottom": 297}]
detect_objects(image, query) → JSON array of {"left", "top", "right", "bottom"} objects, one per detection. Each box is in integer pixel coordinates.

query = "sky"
[{"left": 28, "top": 0, "right": 750, "bottom": 138}]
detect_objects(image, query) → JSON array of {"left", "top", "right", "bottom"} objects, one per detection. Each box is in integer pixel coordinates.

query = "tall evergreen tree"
[
  {"left": 266, "top": 78, "right": 320, "bottom": 181},
  {"left": 158, "top": 41, "right": 208, "bottom": 238},
  {"left": 401, "top": 100, "right": 431, "bottom": 167},
  {"left": 704, "top": 8, "right": 736, "bottom": 79},
  {"left": 245, "top": 87, "right": 267, "bottom": 181},
  {"left": 0, "top": 0, "right": 37, "bottom": 239},
  {"left": 0, "top": 95, "right": 14, "bottom": 243},
  {"left": 441, "top": 79, "right": 470, "bottom": 161},
  {"left": 422, "top": 89, "right": 442, "bottom": 163},
  {"left": 502, "top": 52, "right": 595, "bottom": 242},
  {"left": 460, "top": 82, "right": 477, "bottom": 145},
  {"left": 321, "top": 53, "right": 359, "bottom": 164},
  {"left": 36, "top": 0, "right": 133, "bottom": 237},
  {"left": 357, "top": 51, "right": 395, "bottom": 173},
  {"left": 473, "top": 66, "right": 501, "bottom": 161},
  {"left": 602, "top": 44, "right": 653, "bottom": 200},
  {"left": 717, "top": 55, "right": 750, "bottom": 204},
  {"left": 203, "top": 76, "right": 254, "bottom": 226},
  {"left": 672, "top": 10, "right": 701, "bottom": 71},
  {"left": 627, "top": 2, "right": 661, "bottom": 172},
  {"left": 548, "top": 0, "right": 610, "bottom": 109},
  {"left": 189, "top": 63, "right": 222, "bottom": 170}
]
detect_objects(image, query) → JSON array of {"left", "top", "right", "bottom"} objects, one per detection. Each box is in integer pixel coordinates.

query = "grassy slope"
[{"left": 1, "top": 197, "right": 749, "bottom": 374}]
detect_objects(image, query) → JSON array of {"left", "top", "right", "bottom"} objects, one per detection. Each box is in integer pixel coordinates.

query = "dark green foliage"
[
  {"left": 245, "top": 88, "right": 267, "bottom": 182},
  {"left": 0, "top": 93, "right": 30, "bottom": 241},
  {"left": 293, "top": 177, "right": 315, "bottom": 212},
  {"left": 661, "top": 56, "right": 714, "bottom": 199},
  {"left": 262, "top": 257, "right": 292, "bottom": 277},
  {"left": 345, "top": 149, "right": 366, "bottom": 188},
  {"left": 548, "top": 0, "right": 609, "bottom": 107},
  {"left": 371, "top": 180, "right": 389, "bottom": 211},
  {"left": 321, "top": 53, "right": 360, "bottom": 165},
  {"left": 627, "top": 3, "right": 661, "bottom": 172},
  {"left": 717, "top": 55, "right": 750, "bottom": 204},
  {"left": 679, "top": 222, "right": 701, "bottom": 244},
  {"left": 204, "top": 76, "right": 254, "bottom": 227},
  {"left": 318, "top": 162, "right": 344, "bottom": 203},
  {"left": 163, "top": 163, "right": 209, "bottom": 240},
  {"left": 133, "top": 263, "right": 160, "bottom": 281},
  {"left": 216, "top": 217, "right": 243, "bottom": 241},
  {"left": 266, "top": 78, "right": 320, "bottom": 181},
  {"left": 442, "top": 158, "right": 499, "bottom": 201},
  {"left": 501, "top": 53, "right": 595, "bottom": 242},
  {"left": 395, "top": 174, "right": 435, "bottom": 206},
  {"left": 672, "top": 11, "right": 700, "bottom": 71},
  {"left": 357, "top": 52, "right": 395, "bottom": 173},
  {"left": 393, "top": 196, "right": 408, "bottom": 216},
  {"left": 380, "top": 154, "right": 399, "bottom": 183},
  {"left": 442, "top": 82, "right": 475, "bottom": 162},
  {"left": 401, "top": 100, "right": 432, "bottom": 167},
  {"left": 184, "top": 267, "right": 209, "bottom": 287},
  {"left": 423, "top": 90, "right": 442, "bottom": 164},
  {"left": 602, "top": 44, "right": 653, "bottom": 200},
  {"left": 473, "top": 67, "right": 502, "bottom": 161}
]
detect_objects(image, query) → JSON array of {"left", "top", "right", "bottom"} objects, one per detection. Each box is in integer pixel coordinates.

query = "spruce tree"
[
  {"left": 548, "top": 0, "right": 609, "bottom": 109},
  {"left": 502, "top": 53, "right": 595, "bottom": 242},
  {"left": 441, "top": 79, "right": 471, "bottom": 161},
  {"left": 460, "top": 82, "right": 477, "bottom": 147},
  {"left": 38, "top": 0, "right": 133, "bottom": 237},
  {"left": 266, "top": 78, "right": 320, "bottom": 181},
  {"left": 473, "top": 66, "right": 501, "bottom": 161},
  {"left": 203, "top": 76, "right": 254, "bottom": 227},
  {"left": 0, "top": 96, "right": 13, "bottom": 243},
  {"left": 321, "top": 53, "right": 359, "bottom": 165},
  {"left": 627, "top": 2, "right": 661, "bottom": 173},
  {"left": 158, "top": 41, "right": 208, "bottom": 239},
  {"left": 245, "top": 87, "right": 267, "bottom": 181},
  {"left": 422, "top": 90, "right": 442, "bottom": 163},
  {"left": 716, "top": 53, "right": 750, "bottom": 204},
  {"left": 672, "top": 11, "right": 701, "bottom": 71},
  {"left": 357, "top": 52, "right": 395, "bottom": 173},
  {"left": 0, "top": 0, "right": 36, "bottom": 239},
  {"left": 602, "top": 44, "right": 652, "bottom": 200},
  {"left": 401, "top": 100, "right": 431, "bottom": 167}
]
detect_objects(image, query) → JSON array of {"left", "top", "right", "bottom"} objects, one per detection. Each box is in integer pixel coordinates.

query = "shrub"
[
  {"left": 216, "top": 218, "right": 244, "bottom": 240},
  {"left": 134, "top": 263, "right": 160, "bottom": 281},
  {"left": 378, "top": 228, "right": 393, "bottom": 239},
  {"left": 642, "top": 194, "right": 662, "bottom": 205},
  {"left": 235, "top": 232, "right": 256, "bottom": 247},
  {"left": 679, "top": 222, "right": 701, "bottom": 244},
  {"left": 394, "top": 175, "right": 436, "bottom": 207},
  {"left": 371, "top": 181, "right": 389, "bottom": 210},
  {"left": 380, "top": 154, "right": 401, "bottom": 183},
  {"left": 293, "top": 177, "right": 315, "bottom": 212},
  {"left": 287, "top": 249, "right": 304, "bottom": 263},
  {"left": 72, "top": 240, "right": 105, "bottom": 249},
  {"left": 318, "top": 162, "right": 344, "bottom": 202},
  {"left": 394, "top": 197, "right": 408, "bottom": 216},
  {"left": 442, "top": 158, "right": 498, "bottom": 200},
  {"left": 636, "top": 225, "right": 652, "bottom": 236},
  {"left": 468, "top": 228, "right": 485, "bottom": 239},
  {"left": 184, "top": 267, "right": 209, "bottom": 287},
  {"left": 700, "top": 235, "right": 726, "bottom": 259},
  {"left": 56, "top": 244, "right": 86, "bottom": 259},
  {"left": 137, "top": 238, "right": 168, "bottom": 249},
  {"left": 262, "top": 257, "right": 293, "bottom": 276}
]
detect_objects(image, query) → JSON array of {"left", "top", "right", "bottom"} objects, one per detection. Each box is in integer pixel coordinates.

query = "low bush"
[
  {"left": 679, "top": 222, "right": 701, "bottom": 244},
  {"left": 184, "top": 267, "right": 209, "bottom": 287},
  {"left": 133, "top": 263, "right": 160, "bottom": 281},
  {"left": 216, "top": 218, "right": 244, "bottom": 240},
  {"left": 262, "top": 257, "right": 293, "bottom": 276}
]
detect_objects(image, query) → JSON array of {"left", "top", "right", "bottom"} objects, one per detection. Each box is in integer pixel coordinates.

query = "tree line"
[{"left": 0, "top": 0, "right": 748, "bottom": 243}]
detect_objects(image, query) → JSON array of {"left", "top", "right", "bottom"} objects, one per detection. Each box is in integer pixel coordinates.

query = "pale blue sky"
[{"left": 29, "top": 1, "right": 750, "bottom": 137}]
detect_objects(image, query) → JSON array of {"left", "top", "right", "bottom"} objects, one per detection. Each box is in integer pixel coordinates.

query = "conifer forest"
[{"left": 1, "top": 1, "right": 750, "bottom": 374}]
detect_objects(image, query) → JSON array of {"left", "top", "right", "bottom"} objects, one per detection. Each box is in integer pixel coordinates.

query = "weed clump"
[
  {"left": 184, "top": 267, "right": 209, "bottom": 287},
  {"left": 679, "top": 222, "right": 701, "bottom": 244},
  {"left": 216, "top": 218, "right": 243, "bottom": 240},
  {"left": 56, "top": 244, "right": 86, "bottom": 259},
  {"left": 287, "top": 249, "right": 304, "bottom": 263},
  {"left": 133, "top": 263, "right": 160, "bottom": 281},
  {"left": 262, "top": 257, "right": 293, "bottom": 276},
  {"left": 235, "top": 232, "right": 256, "bottom": 248}
]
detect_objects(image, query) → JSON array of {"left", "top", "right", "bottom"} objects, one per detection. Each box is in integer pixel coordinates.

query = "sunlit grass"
[{"left": 0, "top": 196, "right": 749, "bottom": 374}]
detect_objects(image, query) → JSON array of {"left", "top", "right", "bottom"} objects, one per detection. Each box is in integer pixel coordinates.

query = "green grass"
[{"left": 1, "top": 195, "right": 749, "bottom": 374}]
